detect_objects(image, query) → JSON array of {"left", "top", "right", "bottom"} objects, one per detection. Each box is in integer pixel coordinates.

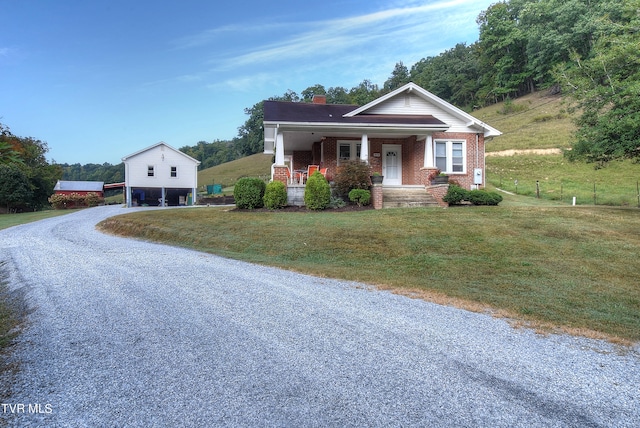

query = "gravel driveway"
[{"left": 0, "top": 205, "right": 638, "bottom": 427}]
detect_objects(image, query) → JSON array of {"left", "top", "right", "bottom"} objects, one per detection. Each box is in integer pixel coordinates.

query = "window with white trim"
[
  {"left": 337, "top": 141, "right": 361, "bottom": 165},
  {"left": 147, "top": 165, "right": 155, "bottom": 177},
  {"left": 435, "top": 140, "right": 465, "bottom": 173},
  {"left": 170, "top": 166, "right": 177, "bottom": 178}
]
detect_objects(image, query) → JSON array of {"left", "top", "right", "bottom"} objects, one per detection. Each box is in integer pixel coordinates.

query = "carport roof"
[{"left": 54, "top": 180, "right": 104, "bottom": 192}]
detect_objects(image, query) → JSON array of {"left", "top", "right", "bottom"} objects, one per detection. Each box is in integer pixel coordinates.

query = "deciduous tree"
[{"left": 556, "top": 0, "right": 640, "bottom": 163}]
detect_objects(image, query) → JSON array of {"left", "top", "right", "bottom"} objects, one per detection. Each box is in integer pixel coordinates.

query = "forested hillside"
[
  {"left": 51, "top": 0, "right": 640, "bottom": 178},
  {"left": 180, "top": 0, "right": 639, "bottom": 169},
  {"left": 0, "top": 123, "right": 62, "bottom": 211}
]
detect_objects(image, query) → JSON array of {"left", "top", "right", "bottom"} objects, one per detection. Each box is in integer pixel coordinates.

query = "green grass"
[
  {"left": 198, "top": 153, "right": 273, "bottom": 193},
  {"left": 0, "top": 209, "right": 77, "bottom": 231},
  {"left": 472, "top": 90, "right": 640, "bottom": 206},
  {"left": 0, "top": 270, "right": 20, "bottom": 350},
  {"left": 0, "top": 262, "right": 23, "bottom": 403},
  {"left": 487, "top": 155, "right": 640, "bottom": 206},
  {"left": 475, "top": 92, "right": 576, "bottom": 153},
  {"left": 99, "top": 206, "right": 640, "bottom": 344}
]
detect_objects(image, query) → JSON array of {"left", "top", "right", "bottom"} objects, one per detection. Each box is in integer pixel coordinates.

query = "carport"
[{"left": 130, "top": 187, "right": 193, "bottom": 207}]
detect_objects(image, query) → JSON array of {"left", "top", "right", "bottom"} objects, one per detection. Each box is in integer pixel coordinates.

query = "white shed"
[{"left": 122, "top": 142, "right": 200, "bottom": 207}]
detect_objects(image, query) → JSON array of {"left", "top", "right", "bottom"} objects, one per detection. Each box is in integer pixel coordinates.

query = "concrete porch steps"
[{"left": 382, "top": 186, "right": 440, "bottom": 208}]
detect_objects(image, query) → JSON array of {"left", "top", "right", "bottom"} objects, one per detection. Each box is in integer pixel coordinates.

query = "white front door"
[{"left": 382, "top": 145, "right": 402, "bottom": 185}]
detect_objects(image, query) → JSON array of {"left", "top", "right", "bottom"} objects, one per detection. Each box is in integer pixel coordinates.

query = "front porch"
[
  {"left": 284, "top": 181, "right": 446, "bottom": 208},
  {"left": 382, "top": 185, "right": 441, "bottom": 208}
]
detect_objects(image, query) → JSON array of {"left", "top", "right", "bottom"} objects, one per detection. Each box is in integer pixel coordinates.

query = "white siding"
[
  {"left": 124, "top": 144, "right": 198, "bottom": 188},
  {"left": 364, "top": 93, "right": 477, "bottom": 133}
]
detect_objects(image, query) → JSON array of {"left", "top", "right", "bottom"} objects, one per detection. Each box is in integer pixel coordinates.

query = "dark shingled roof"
[{"left": 263, "top": 100, "right": 446, "bottom": 126}]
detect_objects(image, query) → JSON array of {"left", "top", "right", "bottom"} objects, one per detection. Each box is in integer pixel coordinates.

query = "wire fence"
[{"left": 490, "top": 176, "right": 640, "bottom": 207}]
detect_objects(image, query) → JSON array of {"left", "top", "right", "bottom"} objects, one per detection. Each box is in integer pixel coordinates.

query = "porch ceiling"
[{"left": 281, "top": 127, "right": 442, "bottom": 151}]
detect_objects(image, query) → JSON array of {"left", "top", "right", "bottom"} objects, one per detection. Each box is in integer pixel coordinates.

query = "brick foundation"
[
  {"left": 420, "top": 167, "right": 440, "bottom": 186},
  {"left": 372, "top": 184, "right": 383, "bottom": 209},
  {"left": 273, "top": 165, "right": 289, "bottom": 185},
  {"left": 426, "top": 184, "right": 449, "bottom": 207}
]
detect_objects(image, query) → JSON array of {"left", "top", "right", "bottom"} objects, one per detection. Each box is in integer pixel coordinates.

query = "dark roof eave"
[{"left": 264, "top": 121, "right": 450, "bottom": 133}]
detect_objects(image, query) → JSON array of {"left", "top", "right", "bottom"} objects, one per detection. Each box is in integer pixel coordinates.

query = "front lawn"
[{"left": 99, "top": 205, "right": 640, "bottom": 344}]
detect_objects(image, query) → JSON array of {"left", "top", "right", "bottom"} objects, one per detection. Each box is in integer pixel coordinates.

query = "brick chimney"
[{"left": 312, "top": 94, "right": 327, "bottom": 104}]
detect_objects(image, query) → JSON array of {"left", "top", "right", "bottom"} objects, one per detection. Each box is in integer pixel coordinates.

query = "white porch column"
[
  {"left": 275, "top": 131, "right": 285, "bottom": 165},
  {"left": 360, "top": 134, "right": 369, "bottom": 163},
  {"left": 423, "top": 134, "right": 434, "bottom": 168}
]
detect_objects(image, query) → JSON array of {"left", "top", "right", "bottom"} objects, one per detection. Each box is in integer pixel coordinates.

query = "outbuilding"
[
  {"left": 54, "top": 180, "right": 104, "bottom": 197},
  {"left": 122, "top": 142, "right": 200, "bottom": 207}
]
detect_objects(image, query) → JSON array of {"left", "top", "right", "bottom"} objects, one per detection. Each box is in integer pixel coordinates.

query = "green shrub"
[
  {"left": 467, "top": 189, "right": 503, "bottom": 206},
  {"left": 333, "top": 160, "right": 371, "bottom": 196},
  {"left": 304, "top": 171, "right": 331, "bottom": 210},
  {"left": 234, "top": 177, "right": 266, "bottom": 209},
  {"left": 443, "top": 185, "right": 468, "bottom": 205},
  {"left": 84, "top": 192, "right": 103, "bottom": 207},
  {"left": 329, "top": 196, "right": 347, "bottom": 209},
  {"left": 499, "top": 98, "right": 529, "bottom": 115},
  {"left": 263, "top": 181, "right": 288, "bottom": 209},
  {"left": 48, "top": 192, "right": 104, "bottom": 209},
  {"left": 348, "top": 189, "right": 371, "bottom": 206}
]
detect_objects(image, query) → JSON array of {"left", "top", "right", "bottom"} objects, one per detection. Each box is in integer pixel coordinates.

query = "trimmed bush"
[
  {"left": 234, "top": 177, "right": 266, "bottom": 209},
  {"left": 48, "top": 192, "right": 104, "bottom": 209},
  {"left": 333, "top": 160, "right": 371, "bottom": 197},
  {"left": 467, "top": 189, "right": 503, "bottom": 206},
  {"left": 443, "top": 185, "right": 468, "bottom": 205},
  {"left": 263, "top": 180, "right": 288, "bottom": 209},
  {"left": 348, "top": 189, "right": 371, "bottom": 206},
  {"left": 304, "top": 171, "right": 331, "bottom": 210}
]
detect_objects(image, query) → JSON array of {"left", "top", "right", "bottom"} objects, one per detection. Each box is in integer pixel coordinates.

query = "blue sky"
[{"left": 1, "top": 0, "right": 495, "bottom": 165}]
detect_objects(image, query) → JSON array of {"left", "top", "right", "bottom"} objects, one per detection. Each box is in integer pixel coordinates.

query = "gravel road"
[{"left": 0, "top": 205, "right": 638, "bottom": 427}]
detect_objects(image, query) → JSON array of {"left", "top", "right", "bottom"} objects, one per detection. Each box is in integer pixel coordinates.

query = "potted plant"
[
  {"left": 370, "top": 171, "right": 384, "bottom": 184},
  {"left": 431, "top": 170, "right": 449, "bottom": 184}
]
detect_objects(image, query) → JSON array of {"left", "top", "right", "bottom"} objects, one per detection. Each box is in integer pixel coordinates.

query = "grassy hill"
[
  {"left": 197, "top": 153, "right": 273, "bottom": 193},
  {"left": 476, "top": 91, "right": 639, "bottom": 206},
  {"left": 197, "top": 92, "right": 639, "bottom": 206},
  {"left": 475, "top": 91, "right": 575, "bottom": 153}
]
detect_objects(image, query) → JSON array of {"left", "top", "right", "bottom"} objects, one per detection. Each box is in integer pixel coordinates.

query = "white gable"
[
  {"left": 363, "top": 92, "right": 437, "bottom": 115},
  {"left": 346, "top": 82, "right": 501, "bottom": 137},
  {"left": 122, "top": 142, "right": 200, "bottom": 189}
]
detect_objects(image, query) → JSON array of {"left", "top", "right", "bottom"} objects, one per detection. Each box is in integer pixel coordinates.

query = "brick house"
[{"left": 263, "top": 82, "right": 501, "bottom": 208}]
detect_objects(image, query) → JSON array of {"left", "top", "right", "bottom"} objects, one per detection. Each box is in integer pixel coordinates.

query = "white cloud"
[
  {"left": 159, "top": 0, "right": 489, "bottom": 91},
  {"left": 208, "top": 0, "right": 483, "bottom": 69}
]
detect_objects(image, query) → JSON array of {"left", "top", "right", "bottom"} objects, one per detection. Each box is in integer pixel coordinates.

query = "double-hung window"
[
  {"left": 147, "top": 165, "right": 155, "bottom": 177},
  {"left": 170, "top": 166, "right": 177, "bottom": 178},
  {"left": 435, "top": 140, "right": 465, "bottom": 173},
  {"left": 337, "top": 141, "right": 361, "bottom": 165}
]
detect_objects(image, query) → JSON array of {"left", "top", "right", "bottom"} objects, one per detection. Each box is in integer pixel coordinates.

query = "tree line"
[{"left": 0, "top": 123, "right": 62, "bottom": 212}]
